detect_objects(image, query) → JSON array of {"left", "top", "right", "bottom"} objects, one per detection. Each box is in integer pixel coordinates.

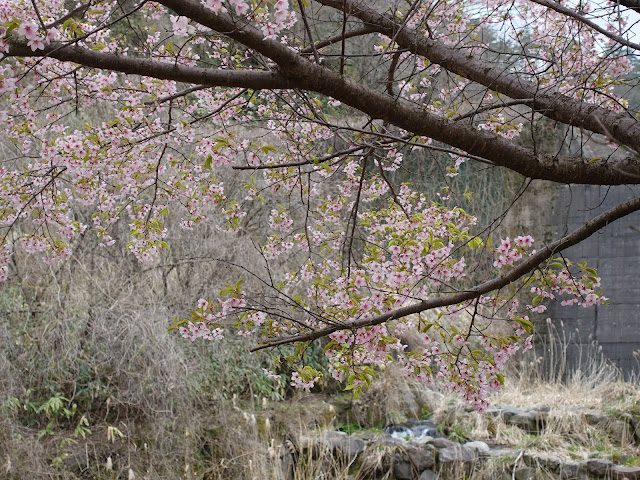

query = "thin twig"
[
  {"left": 297, "top": 0, "right": 320, "bottom": 64},
  {"left": 46, "top": 2, "right": 92, "bottom": 29},
  {"left": 232, "top": 145, "right": 366, "bottom": 170}
]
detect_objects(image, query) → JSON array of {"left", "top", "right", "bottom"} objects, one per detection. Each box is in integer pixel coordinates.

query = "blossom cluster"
[{"left": 0, "top": 0, "right": 622, "bottom": 409}]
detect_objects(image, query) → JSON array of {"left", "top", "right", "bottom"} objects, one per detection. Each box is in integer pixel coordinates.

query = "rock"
[
  {"left": 558, "top": 461, "right": 582, "bottom": 479},
  {"left": 412, "top": 436, "right": 435, "bottom": 445},
  {"left": 437, "top": 444, "right": 476, "bottom": 476},
  {"left": 405, "top": 445, "right": 435, "bottom": 470},
  {"left": 464, "top": 441, "right": 490, "bottom": 455},
  {"left": 587, "top": 458, "right": 614, "bottom": 476},
  {"left": 484, "top": 406, "right": 503, "bottom": 417},
  {"left": 523, "top": 454, "right": 562, "bottom": 472},
  {"left": 300, "top": 431, "right": 366, "bottom": 461},
  {"left": 609, "top": 420, "right": 631, "bottom": 445},
  {"left": 612, "top": 466, "right": 640, "bottom": 480},
  {"left": 280, "top": 444, "right": 296, "bottom": 480},
  {"left": 357, "top": 437, "right": 403, "bottom": 478},
  {"left": 514, "top": 467, "right": 538, "bottom": 480},
  {"left": 419, "top": 470, "right": 438, "bottom": 480},
  {"left": 393, "top": 444, "right": 435, "bottom": 480},
  {"left": 533, "top": 406, "right": 551, "bottom": 413},
  {"left": 510, "top": 411, "right": 543, "bottom": 433},
  {"left": 500, "top": 407, "right": 526, "bottom": 423},
  {"left": 437, "top": 445, "right": 476, "bottom": 464},
  {"left": 485, "top": 448, "right": 522, "bottom": 460},
  {"left": 494, "top": 474, "right": 516, "bottom": 480},
  {"left": 632, "top": 416, "right": 640, "bottom": 441},
  {"left": 429, "top": 437, "right": 459, "bottom": 449},
  {"left": 375, "top": 436, "right": 405, "bottom": 447},
  {"left": 584, "top": 410, "right": 609, "bottom": 426},
  {"left": 484, "top": 406, "right": 547, "bottom": 432},
  {"left": 392, "top": 461, "right": 417, "bottom": 480},
  {"left": 63, "top": 452, "right": 90, "bottom": 472},
  {"left": 620, "top": 413, "right": 634, "bottom": 425},
  {"left": 543, "top": 455, "right": 562, "bottom": 472}
]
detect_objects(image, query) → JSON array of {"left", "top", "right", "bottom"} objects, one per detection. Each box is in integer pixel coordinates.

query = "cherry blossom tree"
[{"left": 0, "top": 0, "right": 639, "bottom": 408}]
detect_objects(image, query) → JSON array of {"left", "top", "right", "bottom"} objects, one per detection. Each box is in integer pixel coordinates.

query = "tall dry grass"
[
  {"left": 497, "top": 318, "right": 638, "bottom": 410},
  {"left": 432, "top": 320, "right": 640, "bottom": 464},
  {"left": 0, "top": 201, "right": 301, "bottom": 479}
]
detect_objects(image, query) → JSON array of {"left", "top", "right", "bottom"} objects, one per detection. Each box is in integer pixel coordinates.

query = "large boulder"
[
  {"left": 419, "top": 470, "right": 438, "bottom": 480},
  {"left": 437, "top": 444, "right": 476, "bottom": 477},
  {"left": 464, "top": 441, "right": 490, "bottom": 455},
  {"left": 612, "top": 466, "right": 640, "bottom": 480},
  {"left": 392, "top": 444, "right": 435, "bottom": 480},
  {"left": 587, "top": 459, "right": 614, "bottom": 477}
]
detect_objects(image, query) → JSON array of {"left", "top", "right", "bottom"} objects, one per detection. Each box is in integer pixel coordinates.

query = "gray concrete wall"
[{"left": 546, "top": 184, "right": 640, "bottom": 376}]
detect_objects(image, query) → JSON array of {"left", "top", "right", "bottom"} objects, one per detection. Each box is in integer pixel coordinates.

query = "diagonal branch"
[
  {"left": 312, "top": 0, "right": 640, "bottom": 154},
  {"left": 7, "top": 0, "right": 640, "bottom": 185},
  {"left": 46, "top": 1, "right": 92, "bottom": 29},
  {"left": 300, "top": 25, "right": 375, "bottom": 54},
  {"left": 7, "top": 36, "right": 640, "bottom": 185},
  {"left": 251, "top": 195, "right": 640, "bottom": 350},
  {"left": 528, "top": 0, "right": 640, "bottom": 52},
  {"left": 153, "top": 0, "right": 640, "bottom": 184}
]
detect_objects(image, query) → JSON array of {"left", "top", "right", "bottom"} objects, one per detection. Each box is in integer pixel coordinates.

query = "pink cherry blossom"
[{"left": 17, "top": 22, "right": 38, "bottom": 40}]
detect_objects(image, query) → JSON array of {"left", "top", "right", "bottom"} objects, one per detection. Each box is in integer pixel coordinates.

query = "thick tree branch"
[
  {"left": 153, "top": 0, "right": 640, "bottom": 184},
  {"left": 5, "top": 42, "right": 299, "bottom": 90},
  {"left": 251, "top": 195, "right": 640, "bottom": 351},
  {"left": 313, "top": 0, "right": 640, "bottom": 154},
  {"left": 7, "top": 0, "right": 640, "bottom": 184},
  {"left": 302, "top": 67, "right": 640, "bottom": 184}
]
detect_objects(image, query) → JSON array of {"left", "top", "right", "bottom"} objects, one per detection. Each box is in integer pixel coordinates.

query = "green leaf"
[
  {"left": 203, "top": 155, "right": 213, "bottom": 171},
  {"left": 260, "top": 144, "right": 277, "bottom": 154},
  {"left": 62, "top": 18, "right": 76, "bottom": 31},
  {"left": 517, "top": 317, "right": 534, "bottom": 334},
  {"left": 468, "top": 237, "right": 483, "bottom": 250}
]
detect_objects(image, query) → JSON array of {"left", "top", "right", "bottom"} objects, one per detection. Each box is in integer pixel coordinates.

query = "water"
[{"left": 383, "top": 418, "right": 440, "bottom": 440}]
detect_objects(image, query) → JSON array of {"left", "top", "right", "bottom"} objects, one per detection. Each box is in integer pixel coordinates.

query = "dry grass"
[
  {"left": 431, "top": 321, "right": 640, "bottom": 465},
  {"left": 0, "top": 203, "right": 287, "bottom": 479},
  {"left": 0, "top": 164, "right": 638, "bottom": 478},
  {"left": 495, "top": 319, "right": 639, "bottom": 411},
  {"left": 344, "top": 362, "right": 444, "bottom": 427}
]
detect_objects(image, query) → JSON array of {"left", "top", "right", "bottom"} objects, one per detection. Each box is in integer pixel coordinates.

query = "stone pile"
[{"left": 282, "top": 405, "right": 640, "bottom": 480}]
